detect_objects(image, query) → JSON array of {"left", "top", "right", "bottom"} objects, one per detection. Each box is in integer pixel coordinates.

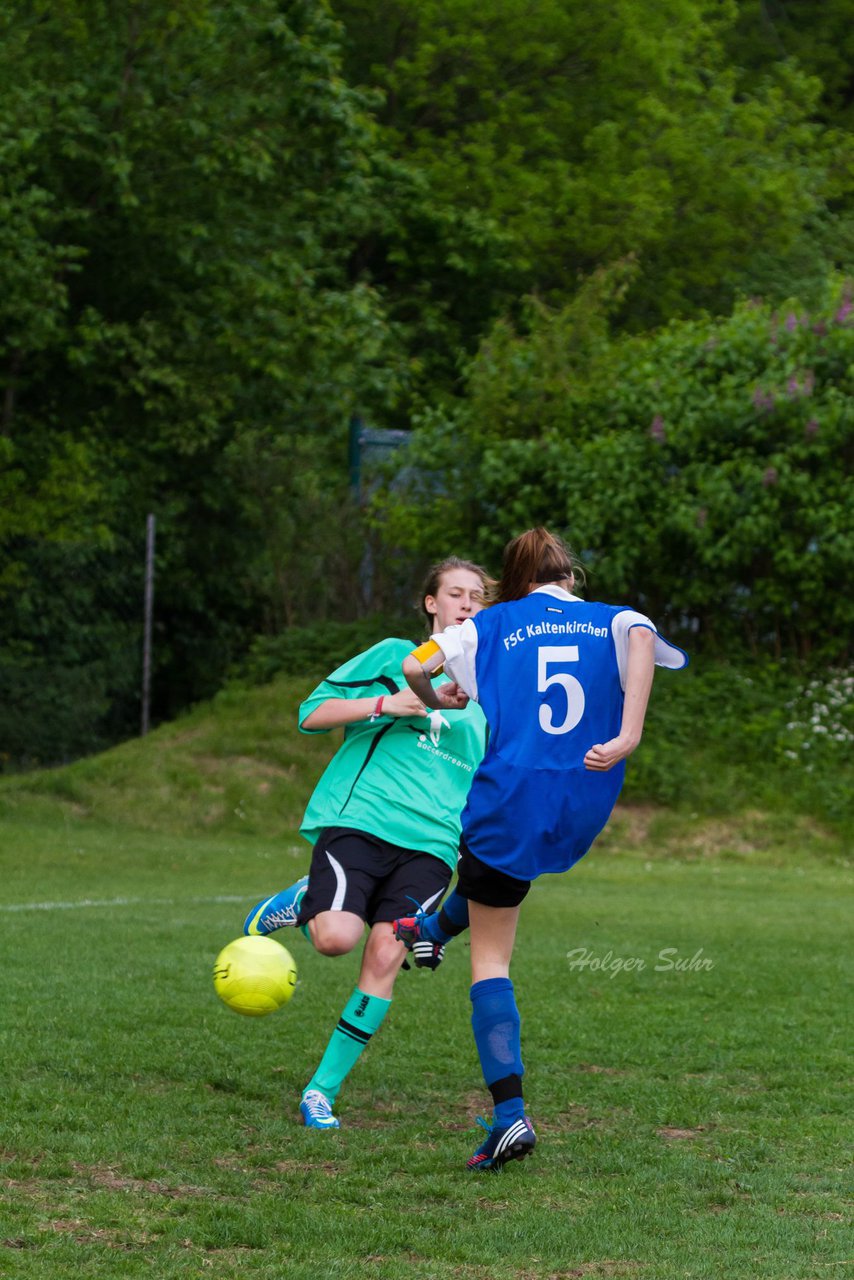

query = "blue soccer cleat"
[
  {"left": 243, "top": 875, "right": 309, "bottom": 936},
  {"left": 392, "top": 913, "right": 446, "bottom": 970},
  {"left": 466, "top": 1116, "right": 536, "bottom": 1172},
  {"left": 300, "top": 1089, "right": 340, "bottom": 1129}
]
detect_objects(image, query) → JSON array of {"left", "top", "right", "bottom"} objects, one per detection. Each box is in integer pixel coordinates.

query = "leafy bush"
[
  {"left": 375, "top": 279, "right": 854, "bottom": 661},
  {"left": 626, "top": 660, "right": 853, "bottom": 837}
]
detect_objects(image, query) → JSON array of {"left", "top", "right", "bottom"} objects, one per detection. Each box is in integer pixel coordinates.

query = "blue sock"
[
  {"left": 470, "top": 977, "right": 525, "bottom": 1126},
  {"left": 421, "top": 888, "right": 469, "bottom": 944}
]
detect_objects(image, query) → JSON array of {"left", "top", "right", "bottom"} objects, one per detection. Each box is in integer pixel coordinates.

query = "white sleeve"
[
  {"left": 611, "top": 610, "right": 688, "bottom": 690},
  {"left": 432, "top": 618, "right": 479, "bottom": 700}
]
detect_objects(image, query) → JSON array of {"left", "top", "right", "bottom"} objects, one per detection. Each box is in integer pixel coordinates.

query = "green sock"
[{"left": 304, "top": 987, "right": 391, "bottom": 1105}]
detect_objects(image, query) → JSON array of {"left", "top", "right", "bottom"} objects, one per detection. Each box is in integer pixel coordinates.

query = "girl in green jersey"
[{"left": 241, "top": 558, "right": 490, "bottom": 1128}]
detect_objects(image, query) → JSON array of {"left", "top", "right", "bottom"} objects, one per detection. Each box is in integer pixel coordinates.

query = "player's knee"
[
  {"left": 364, "top": 932, "right": 405, "bottom": 979},
  {"left": 310, "top": 915, "right": 362, "bottom": 956}
]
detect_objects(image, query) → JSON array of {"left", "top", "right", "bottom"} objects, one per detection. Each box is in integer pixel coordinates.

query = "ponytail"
[{"left": 497, "top": 528, "right": 583, "bottom": 603}]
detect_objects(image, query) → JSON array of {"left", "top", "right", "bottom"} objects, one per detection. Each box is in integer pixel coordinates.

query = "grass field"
[
  {"left": 0, "top": 812, "right": 850, "bottom": 1280},
  {"left": 0, "top": 675, "right": 851, "bottom": 1279}
]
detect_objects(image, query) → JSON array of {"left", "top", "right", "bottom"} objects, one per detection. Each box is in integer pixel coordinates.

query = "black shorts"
[
  {"left": 455, "top": 836, "right": 531, "bottom": 909},
  {"left": 298, "top": 827, "right": 452, "bottom": 928}
]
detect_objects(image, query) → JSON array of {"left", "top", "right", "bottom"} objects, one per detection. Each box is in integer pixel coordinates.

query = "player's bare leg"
[
  {"left": 357, "top": 922, "right": 409, "bottom": 999},
  {"left": 469, "top": 902, "right": 519, "bottom": 983}
]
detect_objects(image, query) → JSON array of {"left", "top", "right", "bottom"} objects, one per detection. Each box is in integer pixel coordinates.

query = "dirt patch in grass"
[
  {"left": 445, "top": 1267, "right": 643, "bottom": 1280},
  {"left": 340, "top": 1112, "right": 399, "bottom": 1130},
  {"left": 257, "top": 1159, "right": 340, "bottom": 1178},
  {"left": 536, "top": 1107, "right": 597, "bottom": 1133},
  {"left": 343, "top": 1096, "right": 415, "bottom": 1130},
  {"left": 184, "top": 1243, "right": 259, "bottom": 1259},
  {"left": 657, "top": 1126, "right": 708, "bottom": 1140},
  {"left": 41, "top": 1219, "right": 156, "bottom": 1249},
  {"left": 0, "top": 1150, "right": 41, "bottom": 1168},
  {"left": 70, "top": 1162, "right": 212, "bottom": 1198},
  {"left": 447, "top": 1268, "right": 518, "bottom": 1280},
  {"left": 573, "top": 1063, "right": 628, "bottom": 1077},
  {"left": 1, "top": 1178, "right": 58, "bottom": 1201},
  {"left": 516, "top": 1266, "right": 643, "bottom": 1279}
]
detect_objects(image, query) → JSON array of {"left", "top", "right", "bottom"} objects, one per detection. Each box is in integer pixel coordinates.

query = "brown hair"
[
  {"left": 497, "top": 528, "right": 583, "bottom": 603},
  {"left": 418, "top": 556, "right": 494, "bottom": 630}
]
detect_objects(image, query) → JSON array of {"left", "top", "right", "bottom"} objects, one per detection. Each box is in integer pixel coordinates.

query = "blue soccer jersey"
[{"left": 433, "top": 587, "right": 687, "bottom": 880}]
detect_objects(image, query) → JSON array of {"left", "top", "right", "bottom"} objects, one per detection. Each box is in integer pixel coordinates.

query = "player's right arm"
[
  {"left": 302, "top": 688, "right": 426, "bottom": 731},
  {"left": 298, "top": 639, "right": 428, "bottom": 732}
]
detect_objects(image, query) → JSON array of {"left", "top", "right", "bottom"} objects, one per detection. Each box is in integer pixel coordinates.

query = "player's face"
[{"left": 424, "top": 568, "right": 485, "bottom": 634}]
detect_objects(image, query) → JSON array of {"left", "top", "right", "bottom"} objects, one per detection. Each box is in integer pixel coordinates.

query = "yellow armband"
[{"left": 411, "top": 638, "right": 445, "bottom": 675}]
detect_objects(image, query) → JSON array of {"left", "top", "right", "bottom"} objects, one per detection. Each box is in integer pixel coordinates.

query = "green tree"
[
  {"left": 727, "top": 0, "right": 854, "bottom": 130},
  {"left": 334, "top": 0, "right": 854, "bottom": 327},
  {"left": 0, "top": 0, "right": 404, "bottom": 759}
]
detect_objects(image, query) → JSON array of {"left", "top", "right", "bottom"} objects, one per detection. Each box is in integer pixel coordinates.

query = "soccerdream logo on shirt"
[
  {"left": 425, "top": 710, "right": 449, "bottom": 746},
  {"left": 407, "top": 712, "right": 474, "bottom": 772}
]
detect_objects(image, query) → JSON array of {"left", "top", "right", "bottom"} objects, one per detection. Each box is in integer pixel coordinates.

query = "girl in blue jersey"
[{"left": 396, "top": 528, "right": 687, "bottom": 1170}]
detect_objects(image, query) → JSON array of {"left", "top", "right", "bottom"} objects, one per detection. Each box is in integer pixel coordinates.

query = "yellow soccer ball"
[{"left": 213, "top": 935, "right": 297, "bottom": 1017}]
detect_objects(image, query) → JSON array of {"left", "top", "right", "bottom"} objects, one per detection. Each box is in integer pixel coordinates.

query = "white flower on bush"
[{"left": 781, "top": 670, "right": 853, "bottom": 772}]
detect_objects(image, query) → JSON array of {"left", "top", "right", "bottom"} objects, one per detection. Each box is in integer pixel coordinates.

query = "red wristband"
[{"left": 369, "top": 695, "right": 385, "bottom": 721}]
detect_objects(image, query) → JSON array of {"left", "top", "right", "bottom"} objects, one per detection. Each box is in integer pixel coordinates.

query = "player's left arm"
[{"left": 584, "top": 626, "right": 655, "bottom": 772}]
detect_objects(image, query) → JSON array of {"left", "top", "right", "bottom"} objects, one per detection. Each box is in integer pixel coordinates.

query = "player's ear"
[{"left": 423, "top": 594, "right": 438, "bottom": 616}]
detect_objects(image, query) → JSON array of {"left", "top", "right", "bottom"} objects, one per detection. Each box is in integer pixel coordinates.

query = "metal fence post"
[{"left": 141, "top": 513, "right": 156, "bottom": 736}]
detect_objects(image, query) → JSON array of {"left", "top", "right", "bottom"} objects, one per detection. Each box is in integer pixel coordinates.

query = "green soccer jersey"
[{"left": 298, "top": 637, "right": 487, "bottom": 870}]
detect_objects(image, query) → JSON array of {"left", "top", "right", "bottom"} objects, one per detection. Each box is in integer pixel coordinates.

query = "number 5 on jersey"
[{"left": 537, "top": 646, "right": 585, "bottom": 735}]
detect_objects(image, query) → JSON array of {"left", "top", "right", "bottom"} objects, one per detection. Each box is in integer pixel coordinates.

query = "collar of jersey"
[{"left": 530, "top": 585, "right": 584, "bottom": 602}]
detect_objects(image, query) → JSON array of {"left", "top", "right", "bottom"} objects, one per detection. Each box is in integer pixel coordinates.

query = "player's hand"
[
  {"left": 383, "top": 689, "right": 428, "bottom": 718},
  {"left": 584, "top": 734, "right": 640, "bottom": 772},
  {"left": 434, "top": 682, "right": 470, "bottom": 710}
]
